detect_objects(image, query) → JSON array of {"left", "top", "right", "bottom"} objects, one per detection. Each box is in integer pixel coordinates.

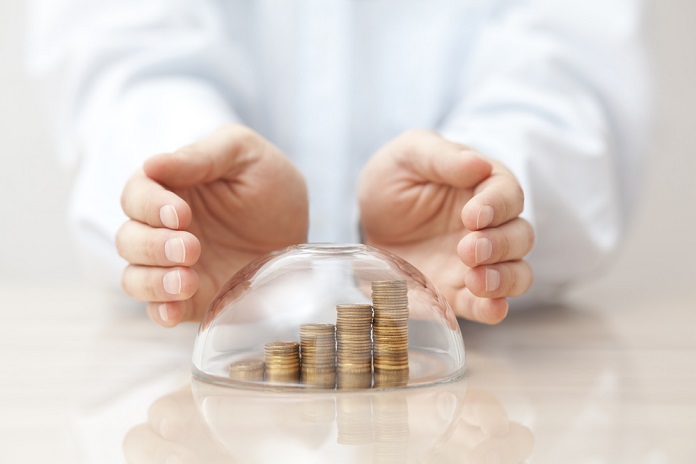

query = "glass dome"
[{"left": 192, "top": 243, "right": 465, "bottom": 390}]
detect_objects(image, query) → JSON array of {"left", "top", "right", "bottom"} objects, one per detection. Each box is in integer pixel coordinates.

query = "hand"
[
  {"left": 116, "top": 124, "right": 308, "bottom": 327},
  {"left": 123, "top": 387, "right": 232, "bottom": 464},
  {"left": 357, "top": 130, "right": 534, "bottom": 324}
]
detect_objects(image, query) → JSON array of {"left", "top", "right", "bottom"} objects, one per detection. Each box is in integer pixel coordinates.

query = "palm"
[
  {"left": 363, "top": 178, "right": 476, "bottom": 302},
  {"left": 143, "top": 128, "right": 309, "bottom": 318},
  {"left": 358, "top": 131, "right": 492, "bottom": 310},
  {"left": 181, "top": 173, "right": 307, "bottom": 313}
]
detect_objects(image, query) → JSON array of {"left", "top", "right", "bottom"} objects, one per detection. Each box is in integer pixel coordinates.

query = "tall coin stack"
[
  {"left": 300, "top": 323, "right": 337, "bottom": 388},
  {"left": 336, "top": 304, "right": 374, "bottom": 387},
  {"left": 264, "top": 341, "right": 300, "bottom": 384},
  {"left": 371, "top": 280, "right": 410, "bottom": 376}
]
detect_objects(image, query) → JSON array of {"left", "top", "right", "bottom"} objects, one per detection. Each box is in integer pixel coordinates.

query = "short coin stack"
[
  {"left": 264, "top": 341, "right": 300, "bottom": 384},
  {"left": 228, "top": 359, "right": 265, "bottom": 382},
  {"left": 300, "top": 323, "right": 337, "bottom": 388},
  {"left": 336, "top": 304, "right": 374, "bottom": 378},
  {"left": 371, "top": 280, "right": 410, "bottom": 375}
]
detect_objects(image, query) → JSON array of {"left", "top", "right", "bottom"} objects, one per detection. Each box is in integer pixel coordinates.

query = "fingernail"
[
  {"left": 160, "top": 205, "right": 180, "bottom": 229},
  {"left": 485, "top": 268, "right": 500, "bottom": 292},
  {"left": 163, "top": 270, "right": 182, "bottom": 295},
  {"left": 477, "top": 205, "right": 494, "bottom": 229},
  {"left": 158, "top": 303, "right": 170, "bottom": 322},
  {"left": 475, "top": 237, "right": 492, "bottom": 264},
  {"left": 165, "top": 237, "right": 186, "bottom": 263}
]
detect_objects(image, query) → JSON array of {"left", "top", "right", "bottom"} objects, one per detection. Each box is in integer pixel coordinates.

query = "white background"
[{"left": 1, "top": 0, "right": 694, "bottom": 298}]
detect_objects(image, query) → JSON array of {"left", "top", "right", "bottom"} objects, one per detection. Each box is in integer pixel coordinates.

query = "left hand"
[{"left": 357, "top": 130, "right": 534, "bottom": 324}]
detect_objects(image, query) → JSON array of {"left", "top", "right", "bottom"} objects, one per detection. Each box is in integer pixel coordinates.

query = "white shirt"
[{"left": 26, "top": 0, "right": 650, "bottom": 303}]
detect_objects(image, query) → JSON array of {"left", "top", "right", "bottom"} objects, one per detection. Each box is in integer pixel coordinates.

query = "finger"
[
  {"left": 461, "top": 164, "right": 525, "bottom": 230},
  {"left": 122, "top": 423, "right": 198, "bottom": 464},
  {"left": 116, "top": 220, "right": 201, "bottom": 267},
  {"left": 465, "top": 260, "right": 533, "bottom": 299},
  {"left": 457, "top": 218, "right": 535, "bottom": 267},
  {"left": 395, "top": 130, "right": 493, "bottom": 189},
  {"left": 121, "top": 171, "right": 192, "bottom": 230},
  {"left": 147, "top": 301, "right": 195, "bottom": 328},
  {"left": 121, "top": 265, "right": 199, "bottom": 302},
  {"left": 452, "top": 288, "right": 509, "bottom": 325},
  {"left": 143, "top": 124, "right": 269, "bottom": 188}
]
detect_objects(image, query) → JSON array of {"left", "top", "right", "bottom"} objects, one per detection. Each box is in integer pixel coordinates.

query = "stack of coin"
[
  {"left": 371, "top": 280, "right": 410, "bottom": 375},
  {"left": 299, "top": 323, "right": 336, "bottom": 388},
  {"left": 264, "top": 341, "right": 300, "bottom": 384},
  {"left": 337, "top": 371, "right": 373, "bottom": 390},
  {"left": 228, "top": 359, "right": 265, "bottom": 382},
  {"left": 336, "top": 304, "right": 374, "bottom": 374},
  {"left": 373, "top": 369, "right": 409, "bottom": 388}
]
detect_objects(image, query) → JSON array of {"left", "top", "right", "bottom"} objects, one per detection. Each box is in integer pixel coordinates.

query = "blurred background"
[{"left": 1, "top": 0, "right": 694, "bottom": 300}]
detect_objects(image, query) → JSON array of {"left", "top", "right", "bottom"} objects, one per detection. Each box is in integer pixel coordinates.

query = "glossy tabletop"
[{"left": 1, "top": 282, "right": 694, "bottom": 463}]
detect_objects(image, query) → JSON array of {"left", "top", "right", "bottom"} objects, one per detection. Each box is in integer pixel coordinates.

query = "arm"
[
  {"left": 439, "top": 0, "right": 651, "bottom": 303},
  {"left": 26, "top": 0, "right": 246, "bottom": 285}
]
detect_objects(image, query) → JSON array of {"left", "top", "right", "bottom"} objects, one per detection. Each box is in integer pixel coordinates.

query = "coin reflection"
[{"left": 123, "top": 378, "right": 534, "bottom": 464}]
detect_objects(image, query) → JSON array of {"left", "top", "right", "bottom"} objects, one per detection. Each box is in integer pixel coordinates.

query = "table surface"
[{"left": 1, "top": 282, "right": 694, "bottom": 464}]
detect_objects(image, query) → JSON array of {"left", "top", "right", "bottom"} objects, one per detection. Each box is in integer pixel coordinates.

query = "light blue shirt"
[{"left": 27, "top": 0, "right": 650, "bottom": 301}]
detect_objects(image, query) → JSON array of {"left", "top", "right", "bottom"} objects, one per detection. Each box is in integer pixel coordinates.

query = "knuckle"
[
  {"left": 498, "top": 233, "right": 511, "bottom": 260},
  {"left": 526, "top": 222, "right": 536, "bottom": 252},
  {"left": 399, "top": 128, "right": 434, "bottom": 145},
  {"left": 120, "top": 172, "right": 143, "bottom": 215},
  {"left": 114, "top": 225, "right": 127, "bottom": 257},
  {"left": 176, "top": 144, "right": 198, "bottom": 160},
  {"left": 514, "top": 184, "right": 525, "bottom": 214},
  {"left": 525, "top": 261, "right": 535, "bottom": 288},
  {"left": 227, "top": 123, "right": 258, "bottom": 145},
  {"left": 144, "top": 232, "right": 163, "bottom": 263},
  {"left": 119, "top": 189, "right": 129, "bottom": 213},
  {"left": 121, "top": 267, "right": 136, "bottom": 297},
  {"left": 143, "top": 195, "right": 162, "bottom": 225},
  {"left": 145, "top": 273, "right": 161, "bottom": 299}
]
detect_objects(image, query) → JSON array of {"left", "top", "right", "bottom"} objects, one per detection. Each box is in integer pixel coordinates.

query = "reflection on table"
[{"left": 123, "top": 378, "right": 533, "bottom": 464}]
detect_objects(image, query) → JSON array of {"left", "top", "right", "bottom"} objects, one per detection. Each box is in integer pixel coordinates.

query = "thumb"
[
  {"left": 143, "top": 124, "right": 263, "bottom": 188},
  {"left": 397, "top": 130, "right": 493, "bottom": 189}
]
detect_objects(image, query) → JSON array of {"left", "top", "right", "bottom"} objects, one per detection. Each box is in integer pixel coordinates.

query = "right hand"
[{"left": 116, "top": 124, "right": 309, "bottom": 327}]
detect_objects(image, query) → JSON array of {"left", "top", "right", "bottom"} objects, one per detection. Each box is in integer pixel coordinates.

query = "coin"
[
  {"left": 300, "top": 323, "right": 336, "bottom": 369},
  {"left": 371, "top": 280, "right": 410, "bottom": 376},
  {"left": 264, "top": 341, "right": 300, "bottom": 384},
  {"left": 336, "top": 303, "right": 373, "bottom": 373},
  {"left": 300, "top": 323, "right": 336, "bottom": 388},
  {"left": 229, "top": 359, "right": 265, "bottom": 382},
  {"left": 337, "top": 370, "right": 373, "bottom": 390}
]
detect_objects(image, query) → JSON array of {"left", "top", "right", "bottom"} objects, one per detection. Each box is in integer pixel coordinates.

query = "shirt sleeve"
[
  {"left": 26, "top": 0, "right": 245, "bottom": 286},
  {"left": 438, "top": 0, "right": 652, "bottom": 304}
]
